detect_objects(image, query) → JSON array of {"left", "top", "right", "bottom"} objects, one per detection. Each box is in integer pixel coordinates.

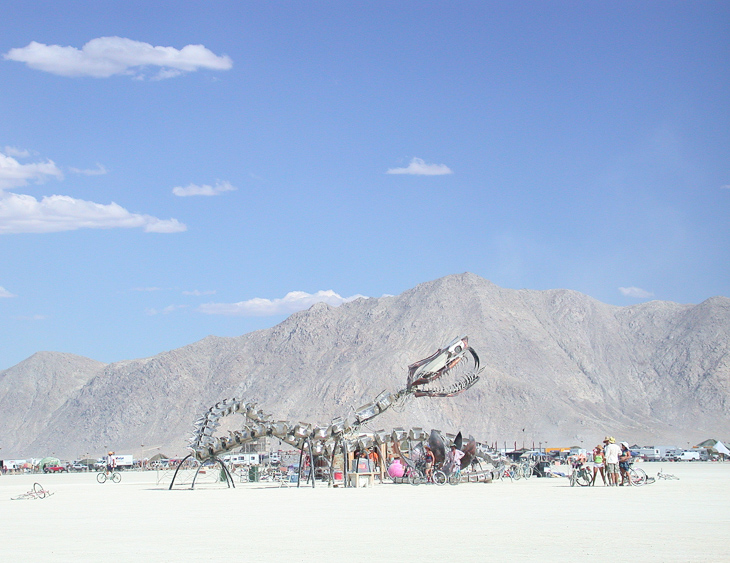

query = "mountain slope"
[{"left": 2, "top": 273, "right": 728, "bottom": 458}]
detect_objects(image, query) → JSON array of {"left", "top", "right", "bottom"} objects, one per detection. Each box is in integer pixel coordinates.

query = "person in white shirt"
[
  {"left": 446, "top": 444, "right": 465, "bottom": 475},
  {"left": 603, "top": 437, "right": 621, "bottom": 486}
]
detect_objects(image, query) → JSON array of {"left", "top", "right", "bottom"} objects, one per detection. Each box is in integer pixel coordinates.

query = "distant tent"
[
  {"left": 38, "top": 457, "right": 60, "bottom": 470},
  {"left": 149, "top": 453, "right": 169, "bottom": 462},
  {"left": 695, "top": 439, "right": 730, "bottom": 456}
]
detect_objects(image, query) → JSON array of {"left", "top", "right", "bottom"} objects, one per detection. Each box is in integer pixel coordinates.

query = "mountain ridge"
[{"left": 1, "top": 273, "right": 728, "bottom": 458}]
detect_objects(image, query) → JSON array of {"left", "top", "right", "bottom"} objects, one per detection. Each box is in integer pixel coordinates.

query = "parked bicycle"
[
  {"left": 97, "top": 470, "right": 121, "bottom": 483},
  {"left": 570, "top": 460, "right": 592, "bottom": 487},
  {"left": 497, "top": 462, "right": 521, "bottom": 482},
  {"left": 405, "top": 460, "right": 431, "bottom": 485},
  {"left": 432, "top": 464, "right": 461, "bottom": 485},
  {"left": 656, "top": 468, "right": 679, "bottom": 480},
  {"left": 12, "top": 482, "right": 53, "bottom": 500},
  {"left": 625, "top": 462, "right": 647, "bottom": 486},
  {"left": 519, "top": 459, "right": 536, "bottom": 479}
]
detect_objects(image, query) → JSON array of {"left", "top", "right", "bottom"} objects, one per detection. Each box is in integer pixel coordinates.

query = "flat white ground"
[{"left": 1, "top": 462, "right": 726, "bottom": 561}]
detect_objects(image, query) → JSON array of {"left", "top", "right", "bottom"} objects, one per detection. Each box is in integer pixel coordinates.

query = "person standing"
[
  {"left": 619, "top": 442, "right": 632, "bottom": 486},
  {"left": 424, "top": 445, "right": 436, "bottom": 483},
  {"left": 603, "top": 437, "right": 621, "bottom": 486},
  {"left": 591, "top": 444, "right": 606, "bottom": 486},
  {"left": 446, "top": 444, "right": 464, "bottom": 475}
]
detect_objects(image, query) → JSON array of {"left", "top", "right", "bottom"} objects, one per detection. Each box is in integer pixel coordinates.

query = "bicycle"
[
  {"left": 431, "top": 462, "right": 462, "bottom": 485},
  {"left": 569, "top": 460, "right": 592, "bottom": 487},
  {"left": 656, "top": 468, "right": 679, "bottom": 480},
  {"left": 625, "top": 463, "right": 647, "bottom": 486},
  {"left": 97, "top": 470, "right": 122, "bottom": 483},
  {"left": 405, "top": 460, "right": 429, "bottom": 485},
  {"left": 520, "top": 459, "right": 536, "bottom": 479},
  {"left": 12, "top": 482, "right": 53, "bottom": 500}
]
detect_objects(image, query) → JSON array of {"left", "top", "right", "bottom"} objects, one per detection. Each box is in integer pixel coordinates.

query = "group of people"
[
  {"left": 422, "top": 443, "right": 463, "bottom": 482},
  {"left": 588, "top": 436, "right": 634, "bottom": 486},
  {"left": 386, "top": 443, "right": 464, "bottom": 483}
]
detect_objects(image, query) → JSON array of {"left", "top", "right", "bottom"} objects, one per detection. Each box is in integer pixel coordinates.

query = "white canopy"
[{"left": 714, "top": 441, "right": 730, "bottom": 455}]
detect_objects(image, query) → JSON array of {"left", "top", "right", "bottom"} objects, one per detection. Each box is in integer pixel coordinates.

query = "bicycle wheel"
[
  {"left": 433, "top": 470, "right": 447, "bottom": 485},
  {"left": 111, "top": 472, "right": 121, "bottom": 483},
  {"left": 511, "top": 464, "right": 522, "bottom": 481},
  {"left": 97, "top": 472, "right": 107, "bottom": 483},
  {"left": 629, "top": 467, "right": 647, "bottom": 486},
  {"left": 523, "top": 464, "right": 534, "bottom": 479},
  {"left": 449, "top": 471, "right": 461, "bottom": 485},
  {"left": 33, "top": 482, "right": 46, "bottom": 499},
  {"left": 576, "top": 469, "right": 592, "bottom": 487}
]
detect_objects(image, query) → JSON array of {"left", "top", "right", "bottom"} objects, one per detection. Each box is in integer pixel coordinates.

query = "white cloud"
[
  {"left": 0, "top": 151, "right": 63, "bottom": 190},
  {"left": 198, "top": 290, "right": 367, "bottom": 316},
  {"left": 172, "top": 180, "right": 236, "bottom": 197},
  {"left": 386, "top": 157, "right": 453, "bottom": 176},
  {"left": 619, "top": 286, "right": 654, "bottom": 299},
  {"left": 183, "top": 289, "right": 216, "bottom": 296},
  {"left": 0, "top": 286, "right": 17, "bottom": 298},
  {"left": 146, "top": 304, "right": 187, "bottom": 315},
  {"left": 4, "top": 36, "right": 233, "bottom": 79},
  {"left": 721, "top": 185, "right": 730, "bottom": 190},
  {"left": 0, "top": 192, "right": 186, "bottom": 234},
  {"left": 3, "top": 146, "right": 31, "bottom": 158},
  {"left": 69, "top": 163, "right": 108, "bottom": 176}
]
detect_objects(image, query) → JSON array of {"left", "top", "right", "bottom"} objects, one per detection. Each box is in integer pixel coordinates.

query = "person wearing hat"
[
  {"left": 619, "top": 442, "right": 632, "bottom": 485},
  {"left": 603, "top": 437, "right": 621, "bottom": 486},
  {"left": 446, "top": 444, "right": 465, "bottom": 475},
  {"left": 591, "top": 444, "right": 606, "bottom": 486}
]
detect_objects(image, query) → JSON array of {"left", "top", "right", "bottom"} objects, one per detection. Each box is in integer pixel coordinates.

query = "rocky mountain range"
[{"left": 1, "top": 272, "right": 728, "bottom": 459}]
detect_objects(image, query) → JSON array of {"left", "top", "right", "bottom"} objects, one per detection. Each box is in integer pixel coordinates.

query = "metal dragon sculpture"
[{"left": 170, "top": 336, "right": 500, "bottom": 489}]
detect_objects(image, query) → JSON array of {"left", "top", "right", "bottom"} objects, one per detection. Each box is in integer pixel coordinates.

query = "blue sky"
[{"left": 1, "top": 2, "right": 728, "bottom": 369}]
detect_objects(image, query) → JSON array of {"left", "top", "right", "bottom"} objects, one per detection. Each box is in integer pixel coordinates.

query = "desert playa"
[{"left": 1, "top": 462, "right": 727, "bottom": 562}]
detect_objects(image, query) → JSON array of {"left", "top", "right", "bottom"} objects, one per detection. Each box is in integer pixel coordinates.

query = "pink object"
[{"left": 387, "top": 460, "right": 405, "bottom": 478}]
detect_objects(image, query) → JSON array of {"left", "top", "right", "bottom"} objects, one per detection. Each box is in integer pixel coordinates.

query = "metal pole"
[
  {"left": 308, "top": 438, "right": 315, "bottom": 488},
  {"left": 297, "top": 444, "right": 305, "bottom": 488},
  {"left": 168, "top": 453, "right": 193, "bottom": 490},
  {"left": 329, "top": 436, "right": 340, "bottom": 487},
  {"left": 342, "top": 441, "right": 350, "bottom": 488}
]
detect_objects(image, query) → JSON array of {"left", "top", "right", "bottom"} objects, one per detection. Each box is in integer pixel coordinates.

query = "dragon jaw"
[{"left": 406, "top": 335, "right": 482, "bottom": 398}]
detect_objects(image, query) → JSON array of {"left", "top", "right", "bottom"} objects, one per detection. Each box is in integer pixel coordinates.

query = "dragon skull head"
[{"left": 406, "top": 336, "right": 482, "bottom": 397}]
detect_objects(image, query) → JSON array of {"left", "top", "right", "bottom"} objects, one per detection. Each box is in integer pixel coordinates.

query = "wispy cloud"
[
  {"left": 198, "top": 290, "right": 367, "bottom": 316},
  {"left": 146, "top": 304, "right": 188, "bottom": 315},
  {"left": 0, "top": 193, "right": 186, "bottom": 234},
  {"left": 131, "top": 287, "right": 166, "bottom": 292},
  {"left": 172, "top": 180, "right": 236, "bottom": 197},
  {"left": 14, "top": 314, "right": 46, "bottom": 321},
  {"left": 3, "top": 146, "right": 31, "bottom": 158},
  {"left": 619, "top": 286, "right": 654, "bottom": 299},
  {"left": 182, "top": 289, "right": 216, "bottom": 296},
  {"left": 0, "top": 286, "right": 17, "bottom": 298},
  {"left": 386, "top": 157, "right": 453, "bottom": 176},
  {"left": 69, "top": 163, "right": 108, "bottom": 176},
  {"left": 4, "top": 36, "right": 233, "bottom": 80},
  {"left": 0, "top": 151, "right": 63, "bottom": 190},
  {"left": 721, "top": 184, "right": 730, "bottom": 190}
]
